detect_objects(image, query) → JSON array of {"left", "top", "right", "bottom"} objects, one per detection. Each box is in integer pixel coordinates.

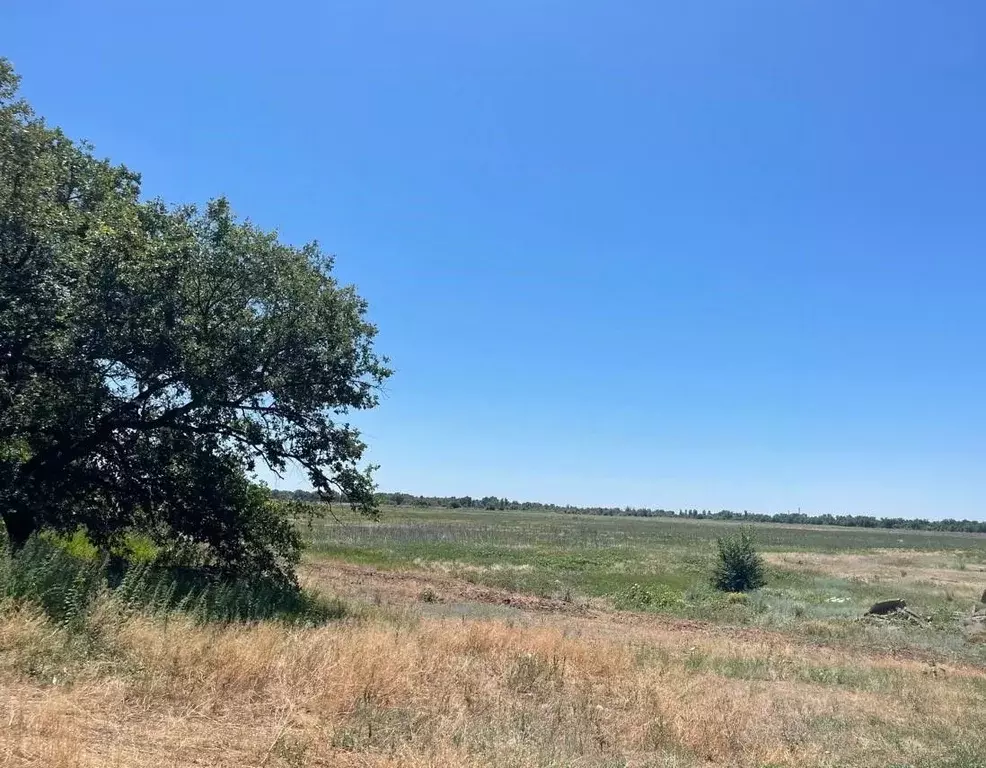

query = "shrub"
[{"left": 711, "top": 528, "right": 767, "bottom": 592}]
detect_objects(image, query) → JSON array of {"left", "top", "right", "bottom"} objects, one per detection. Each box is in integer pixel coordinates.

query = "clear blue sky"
[{"left": 4, "top": 2, "right": 985, "bottom": 518}]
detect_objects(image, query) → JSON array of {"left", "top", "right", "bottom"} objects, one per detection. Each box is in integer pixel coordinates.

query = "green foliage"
[
  {"left": 0, "top": 60, "right": 389, "bottom": 582},
  {"left": 40, "top": 529, "right": 159, "bottom": 565},
  {"left": 613, "top": 582, "right": 685, "bottom": 611},
  {"left": 0, "top": 536, "right": 344, "bottom": 625},
  {"left": 5, "top": 539, "right": 106, "bottom": 629},
  {"left": 44, "top": 529, "right": 100, "bottom": 560},
  {"left": 711, "top": 528, "right": 767, "bottom": 592}
]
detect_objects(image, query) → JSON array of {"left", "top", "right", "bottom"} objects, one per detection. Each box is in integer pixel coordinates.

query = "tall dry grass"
[{"left": 2, "top": 596, "right": 984, "bottom": 768}]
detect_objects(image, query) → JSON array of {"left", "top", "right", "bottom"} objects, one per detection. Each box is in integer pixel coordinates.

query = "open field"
[
  {"left": 306, "top": 506, "right": 986, "bottom": 658},
  {"left": 3, "top": 507, "right": 986, "bottom": 767}
]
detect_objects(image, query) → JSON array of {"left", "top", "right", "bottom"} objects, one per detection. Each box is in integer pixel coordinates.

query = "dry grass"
[
  {"left": 2, "top": 579, "right": 985, "bottom": 768},
  {"left": 766, "top": 550, "right": 986, "bottom": 600}
]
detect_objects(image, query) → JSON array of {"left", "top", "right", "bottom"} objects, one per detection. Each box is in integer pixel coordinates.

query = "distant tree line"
[{"left": 269, "top": 490, "right": 986, "bottom": 534}]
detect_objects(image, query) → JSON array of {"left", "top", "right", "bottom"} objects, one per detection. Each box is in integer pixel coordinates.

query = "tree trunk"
[{"left": 0, "top": 506, "right": 35, "bottom": 549}]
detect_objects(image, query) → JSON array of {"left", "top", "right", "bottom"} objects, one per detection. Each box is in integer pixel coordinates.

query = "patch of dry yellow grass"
[
  {"left": 767, "top": 550, "right": 986, "bottom": 600},
  {"left": 2, "top": 597, "right": 984, "bottom": 768}
]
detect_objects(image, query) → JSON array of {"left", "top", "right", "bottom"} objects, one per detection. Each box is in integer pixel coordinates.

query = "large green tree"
[{"left": 0, "top": 61, "right": 390, "bottom": 582}]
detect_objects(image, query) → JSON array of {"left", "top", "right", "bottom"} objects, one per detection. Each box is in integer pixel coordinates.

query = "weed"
[
  {"left": 506, "top": 652, "right": 565, "bottom": 695},
  {"left": 270, "top": 733, "right": 310, "bottom": 767},
  {"left": 1, "top": 536, "right": 344, "bottom": 626}
]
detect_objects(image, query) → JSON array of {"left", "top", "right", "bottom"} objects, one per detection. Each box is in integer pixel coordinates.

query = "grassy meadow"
[
  {"left": 307, "top": 506, "right": 986, "bottom": 656},
  {"left": 4, "top": 506, "right": 986, "bottom": 767}
]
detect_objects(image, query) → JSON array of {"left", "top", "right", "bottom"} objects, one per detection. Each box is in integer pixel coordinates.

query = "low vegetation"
[
  {"left": 4, "top": 506, "right": 986, "bottom": 767},
  {"left": 305, "top": 505, "right": 986, "bottom": 654},
  {"left": 0, "top": 534, "right": 344, "bottom": 626}
]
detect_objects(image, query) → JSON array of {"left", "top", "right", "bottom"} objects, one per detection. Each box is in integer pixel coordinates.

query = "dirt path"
[{"left": 302, "top": 559, "right": 592, "bottom": 614}]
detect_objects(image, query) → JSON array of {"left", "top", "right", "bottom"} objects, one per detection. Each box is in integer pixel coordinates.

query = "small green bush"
[{"left": 711, "top": 528, "right": 767, "bottom": 592}]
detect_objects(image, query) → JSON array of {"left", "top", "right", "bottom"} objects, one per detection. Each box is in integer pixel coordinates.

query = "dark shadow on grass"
[{"left": 1, "top": 536, "right": 345, "bottom": 626}]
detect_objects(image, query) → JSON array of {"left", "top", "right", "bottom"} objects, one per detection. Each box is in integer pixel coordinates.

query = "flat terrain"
[
  {"left": 3, "top": 507, "right": 986, "bottom": 767},
  {"left": 307, "top": 506, "right": 986, "bottom": 658}
]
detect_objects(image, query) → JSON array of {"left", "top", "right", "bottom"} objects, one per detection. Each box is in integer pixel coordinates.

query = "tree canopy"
[{"left": 0, "top": 61, "right": 390, "bottom": 583}]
